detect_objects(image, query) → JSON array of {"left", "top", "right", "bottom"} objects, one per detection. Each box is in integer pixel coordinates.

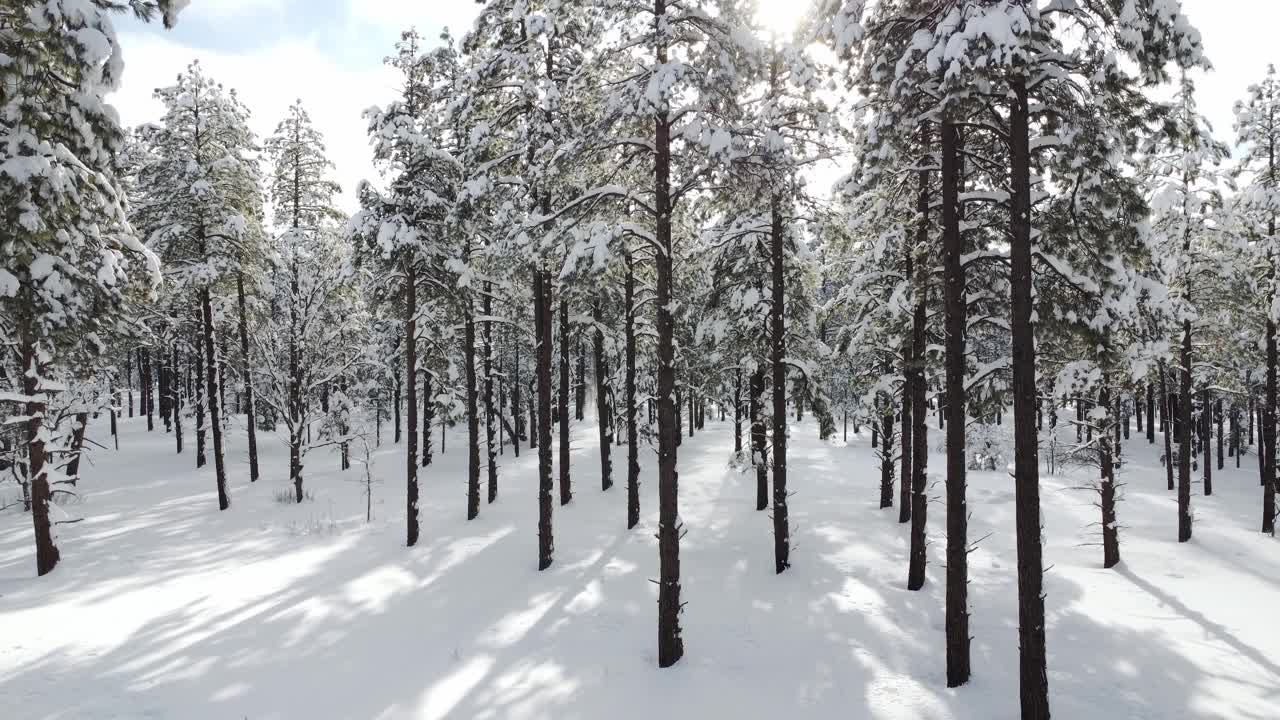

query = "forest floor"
[{"left": 1, "top": 411, "right": 1278, "bottom": 719}]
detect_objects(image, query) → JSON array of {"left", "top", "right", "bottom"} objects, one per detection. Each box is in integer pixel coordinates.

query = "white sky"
[{"left": 110, "top": 0, "right": 1279, "bottom": 213}]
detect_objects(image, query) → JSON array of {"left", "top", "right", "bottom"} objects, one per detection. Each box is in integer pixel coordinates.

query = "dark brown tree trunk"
[
  {"left": 405, "top": 261, "right": 420, "bottom": 547},
  {"left": 899, "top": 352, "right": 914, "bottom": 515},
  {"left": 201, "top": 288, "right": 230, "bottom": 511},
  {"left": 529, "top": 381, "right": 538, "bottom": 451},
  {"left": 172, "top": 343, "right": 183, "bottom": 455},
  {"left": 1265, "top": 315, "right": 1277, "bottom": 534},
  {"left": 733, "top": 369, "right": 743, "bottom": 453},
  {"left": 394, "top": 361, "right": 402, "bottom": 444},
  {"left": 466, "top": 284, "right": 481, "bottom": 521},
  {"left": 1178, "top": 323, "right": 1193, "bottom": 541},
  {"left": 513, "top": 327, "right": 523, "bottom": 455},
  {"left": 688, "top": 391, "right": 695, "bottom": 438},
  {"left": 594, "top": 299, "right": 613, "bottom": 491},
  {"left": 1146, "top": 381, "right": 1155, "bottom": 443},
  {"left": 194, "top": 326, "right": 206, "bottom": 469},
  {"left": 423, "top": 373, "right": 434, "bottom": 466},
  {"left": 536, "top": 266, "right": 555, "bottom": 569},
  {"left": 751, "top": 366, "right": 768, "bottom": 512},
  {"left": 906, "top": 120, "right": 929, "bottom": 593},
  {"left": 880, "top": 395, "right": 895, "bottom": 510},
  {"left": 941, "top": 119, "right": 970, "bottom": 685},
  {"left": 675, "top": 387, "right": 683, "bottom": 446},
  {"left": 218, "top": 335, "right": 228, "bottom": 416},
  {"left": 576, "top": 336, "right": 586, "bottom": 421},
  {"left": 558, "top": 296, "right": 572, "bottom": 505},
  {"left": 22, "top": 335, "right": 59, "bottom": 576},
  {"left": 66, "top": 412, "right": 89, "bottom": 484},
  {"left": 770, "top": 189, "right": 790, "bottom": 574},
  {"left": 1260, "top": 401, "right": 1268, "bottom": 486},
  {"left": 484, "top": 284, "right": 498, "bottom": 503},
  {"left": 236, "top": 272, "right": 259, "bottom": 482},
  {"left": 143, "top": 349, "right": 154, "bottom": 431},
  {"left": 159, "top": 353, "right": 171, "bottom": 432},
  {"left": 126, "top": 352, "right": 134, "bottom": 418},
  {"left": 625, "top": 251, "right": 641, "bottom": 528},
  {"left": 1159, "top": 362, "right": 1174, "bottom": 491},
  {"left": 1100, "top": 382, "right": 1120, "bottom": 569},
  {"left": 1009, "top": 76, "right": 1050, "bottom": 719},
  {"left": 653, "top": 26, "right": 684, "bottom": 663},
  {"left": 1135, "top": 390, "right": 1143, "bottom": 436},
  {"left": 1202, "top": 391, "right": 1213, "bottom": 495},
  {"left": 1249, "top": 395, "right": 1256, "bottom": 446},
  {"left": 290, "top": 259, "right": 303, "bottom": 502}
]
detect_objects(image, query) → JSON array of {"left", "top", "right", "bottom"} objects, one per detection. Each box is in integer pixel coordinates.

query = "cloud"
[
  {"left": 185, "top": 0, "right": 286, "bottom": 19},
  {"left": 113, "top": 29, "right": 399, "bottom": 214},
  {"left": 348, "top": 0, "right": 481, "bottom": 34}
]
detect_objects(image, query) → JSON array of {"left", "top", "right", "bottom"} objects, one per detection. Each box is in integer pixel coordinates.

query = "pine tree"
[
  {"left": 349, "top": 30, "right": 462, "bottom": 546},
  {"left": 261, "top": 101, "right": 348, "bottom": 501},
  {"left": 1233, "top": 66, "right": 1280, "bottom": 534},
  {"left": 0, "top": 0, "right": 185, "bottom": 574}
]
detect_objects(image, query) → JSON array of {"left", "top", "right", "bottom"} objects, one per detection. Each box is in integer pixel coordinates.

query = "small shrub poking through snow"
[{"left": 274, "top": 487, "right": 315, "bottom": 504}]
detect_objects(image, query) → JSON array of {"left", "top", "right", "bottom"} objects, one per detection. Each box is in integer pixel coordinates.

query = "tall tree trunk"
[
  {"left": 405, "top": 262, "right": 420, "bottom": 547},
  {"left": 173, "top": 343, "right": 183, "bottom": 454},
  {"left": 1100, "top": 381, "right": 1120, "bottom": 568},
  {"left": 394, "top": 360, "right": 401, "bottom": 444},
  {"left": 529, "top": 381, "right": 538, "bottom": 451},
  {"left": 1202, "top": 390, "right": 1213, "bottom": 496},
  {"left": 218, "top": 335, "right": 228, "bottom": 418},
  {"left": 675, "top": 387, "right": 683, "bottom": 446},
  {"left": 770, "top": 189, "right": 790, "bottom": 574},
  {"left": 65, "top": 412, "right": 89, "bottom": 484},
  {"left": 1178, "top": 322, "right": 1193, "bottom": 540},
  {"left": 941, "top": 119, "right": 970, "bottom": 685},
  {"left": 159, "top": 352, "right": 171, "bottom": 432},
  {"left": 201, "top": 288, "right": 229, "bottom": 511},
  {"left": 513, "top": 326, "right": 523, "bottom": 455},
  {"left": 733, "top": 369, "right": 743, "bottom": 453},
  {"left": 594, "top": 299, "right": 613, "bottom": 491},
  {"left": 143, "top": 349, "right": 154, "bottom": 431},
  {"left": 126, "top": 352, "right": 134, "bottom": 418},
  {"left": 110, "top": 392, "right": 118, "bottom": 450},
  {"left": 625, "top": 251, "right": 641, "bottom": 528},
  {"left": 1249, "top": 395, "right": 1256, "bottom": 446},
  {"left": 423, "top": 373, "right": 434, "bottom": 466},
  {"left": 194, "top": 333, "right": 206, "bottom": 467},
  {"left": 484, "top": 284, "right": 498, "bottom": 503},
  {"left": 290, "top": 259, "right": 304, "bottom": 502},
  {"left": 688, "top": 391, "right": 695, "bottom": 438},
  {"left": 1159, "top": 362, "right": 1174, "bottom": 491},
  {"left": 880, "top": 394, "right": 895, "bottom": 510},
  {"left": 576, "top": 336, "right": 586, "bottom": 421},
  {"left": 1146, "top": 381, "right": 1155, "bottom": 443},
  {"left": 21, "top": 334, "right": 59, "bottom": 575},
  {"left": 236, "top": 272, "right": 259, "bottom": 482},
  {"left": 559, "top": 296, "right": 572, "bottom": 505},
  {"left": 536, "top": 266, "right": 555, "bottom": 569},
  {"left": 653, "top": 24, "right": 685, "bottom": 664},
  {"left": 1265, "top": 315, "right": 1277, "bottom": 533},
  {"left": 906, "top": 120, "right": 929, "bottom": 593},
  {"left": 466, "top": 284, "right": 481, "bottom": 520},
  {"left": 751, "top": 366, "right": 769, "bottom": 511},
  {"left": 1010, "top": 76, "right": 1050, "bottom": 719}
]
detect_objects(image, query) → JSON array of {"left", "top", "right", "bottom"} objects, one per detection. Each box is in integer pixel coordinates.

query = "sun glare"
[{"left": 755, "top": 0, "right": 811, "bottom": 35}]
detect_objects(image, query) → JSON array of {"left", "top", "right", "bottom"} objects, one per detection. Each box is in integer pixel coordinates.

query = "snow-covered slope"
[{"left": 1, "top": 414, "right": 1276, "bottom": 719}]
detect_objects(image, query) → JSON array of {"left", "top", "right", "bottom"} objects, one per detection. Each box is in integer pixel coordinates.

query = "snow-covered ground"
[{"left": 1, "top": 413, "right": 1277, "bottom": 719}]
